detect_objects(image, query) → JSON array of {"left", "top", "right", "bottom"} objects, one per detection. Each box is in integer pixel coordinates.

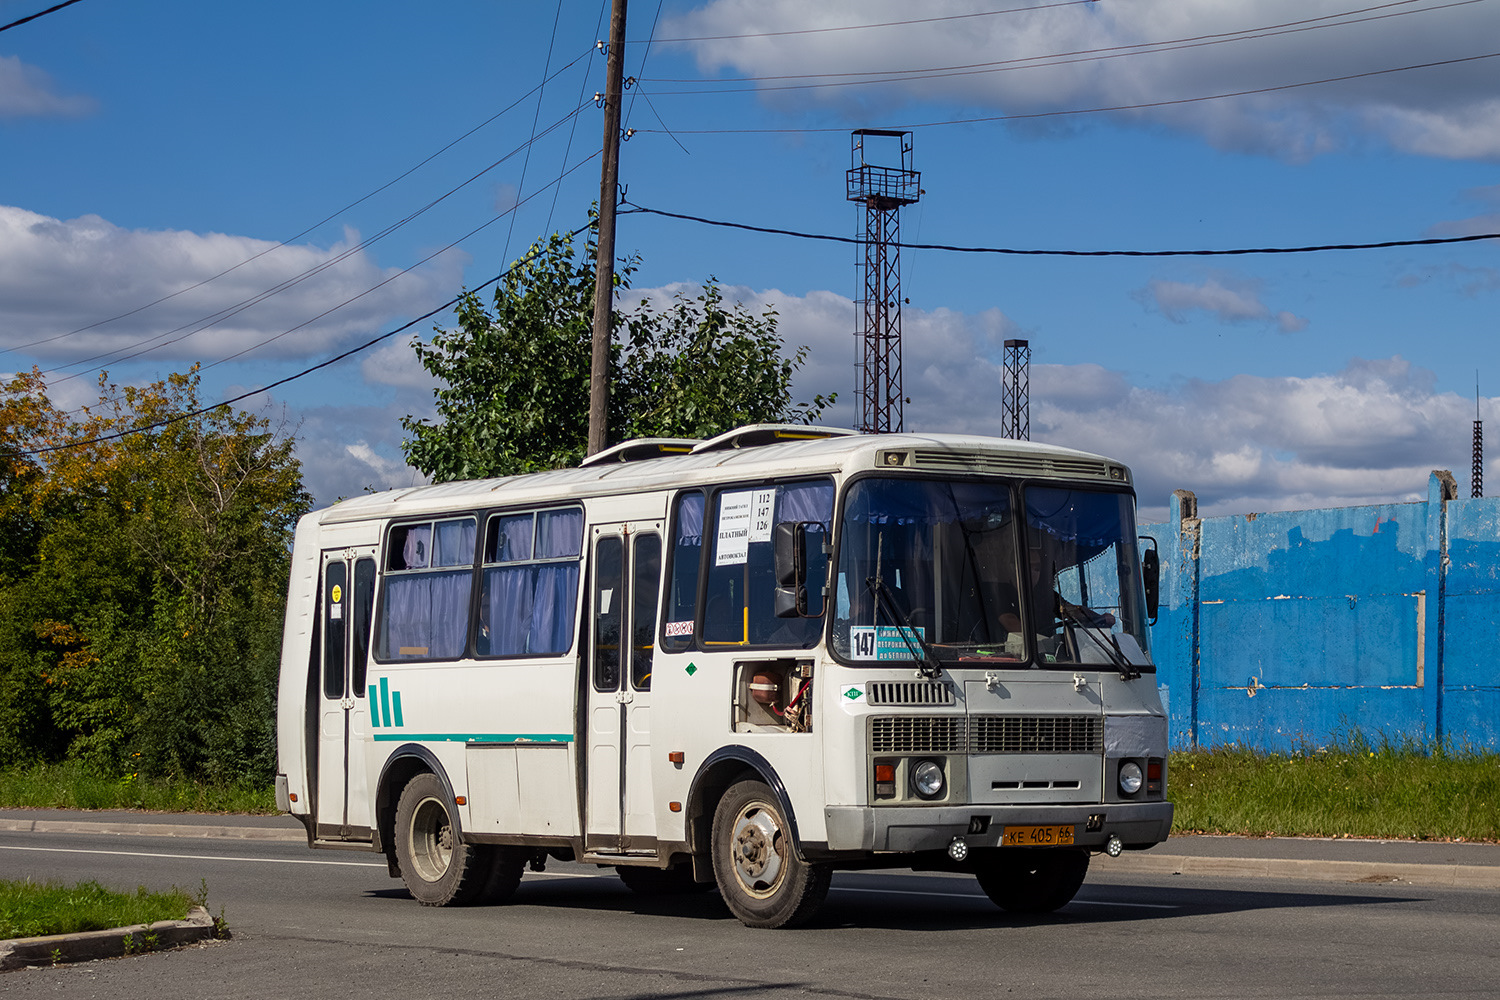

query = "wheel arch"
[
  {"left": 375, "top": 744, "right": 462, "bottom": 867},
  {"left": 686, "top": 746, "right": 803, "bottom": 861}
]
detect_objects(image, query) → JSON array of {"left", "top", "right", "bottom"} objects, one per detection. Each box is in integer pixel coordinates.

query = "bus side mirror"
[
  {"left": 1140, "top": 542, "right": 1160, "bottom": 623},
  {"left": 774, "top": 521, "right": 808, "bottom": 618}
]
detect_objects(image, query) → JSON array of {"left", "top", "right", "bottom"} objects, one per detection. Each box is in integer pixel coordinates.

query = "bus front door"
[
  {"left": 314, "top": 548, "right": 377, "bottom": 842},
  {"left": 584, "top": 523, "right": 664, "bottom": 856}
]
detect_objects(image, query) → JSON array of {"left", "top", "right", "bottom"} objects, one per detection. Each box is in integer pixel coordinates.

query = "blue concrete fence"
[{"left": 1142, "top": 471, "right": 1500, "bottom": 751}]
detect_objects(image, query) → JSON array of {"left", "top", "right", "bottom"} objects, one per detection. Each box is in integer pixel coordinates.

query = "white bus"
[{"left": 276, "top": 425, "right": 1171, "bottom": 928}]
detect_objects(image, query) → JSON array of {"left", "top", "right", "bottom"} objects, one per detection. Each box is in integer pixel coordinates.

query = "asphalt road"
[{"left": 1, "top": 828, "right": 1498, "bottom": 1000}]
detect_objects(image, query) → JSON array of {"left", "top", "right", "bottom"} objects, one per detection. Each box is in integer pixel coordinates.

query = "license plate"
[{"left": 1002, "top": 824, "right": 1075, "bottom": 847}]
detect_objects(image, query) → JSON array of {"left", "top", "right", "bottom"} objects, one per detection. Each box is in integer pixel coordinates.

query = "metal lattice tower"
[
  {"left": 1002, "top": 339, "right": 1031, "bottom": 440},
  {"left": 1474, "top": 378, "right": 1484, "bottom": 498},
  {"left": 847, "top": 130, "right": 920, "bottom": 434},
  {"left": 1474, "top": 420, "right": 1483, "bottom": 498}
]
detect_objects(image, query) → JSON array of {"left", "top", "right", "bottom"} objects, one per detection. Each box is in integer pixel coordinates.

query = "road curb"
[
  {"left": 1108, "top": 851, "right": 1500, "bottom": 890},
  {"left": 0, "top": 818, "right": 304, "bottom": 842},
  {"left": 0, "top": 906, "right": 222, "bottom": 971}
]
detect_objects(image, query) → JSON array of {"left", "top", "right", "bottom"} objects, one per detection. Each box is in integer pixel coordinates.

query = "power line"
[
  {"left": 43, "top": 101, "right": 596, "bottom": 387},
  {"left": 4, "top": 45, "right": 597, "bottom": 360},
  {"left": 20, "top": 216, "right": 599, "bottom": 458},
  {"left": 546, "top": 0, "right": 611, "bottom": 235},
  {"left": 503, "top": 0, "right": 567, "bottom": 267},
  {"left": 633, "top": 48, "right": 1500, "bottom": 134},
  {"left": 629, "top": 0, "right": 1096, "bottom": 43},
  {"left": 0, "top": 0, "right": 85, "bottom": 34},
  {"left": 620, "top": 200, "right": 1500, "bottom": 257},
  {"left": 641, "top": 0, "right": 1468, "bottom": 90}
]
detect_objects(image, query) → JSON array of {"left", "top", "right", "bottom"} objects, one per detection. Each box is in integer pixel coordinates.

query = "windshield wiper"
[
  {"left": 865, "top": 576, "right": 942, "bottom": 679},
  {"left": 1057, "top": 603, "right": 1140, "bottom": 681}
]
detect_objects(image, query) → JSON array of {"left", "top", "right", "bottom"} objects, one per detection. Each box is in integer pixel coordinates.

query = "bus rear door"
[{"left": 314, "top": 548, "right": 377, "bottom": 842}]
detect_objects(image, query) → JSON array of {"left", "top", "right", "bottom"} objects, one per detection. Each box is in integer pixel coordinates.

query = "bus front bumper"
[{"left": 823, "top": 801, "right": 1173, "bottom": 854}]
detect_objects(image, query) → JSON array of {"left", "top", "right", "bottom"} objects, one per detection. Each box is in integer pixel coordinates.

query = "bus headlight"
[
  {"left": 912, "top": 760, "right": 945, "bottom": 799},
  {"left": 1118, "top": 761, "right": 1144, "bottom": 795}
]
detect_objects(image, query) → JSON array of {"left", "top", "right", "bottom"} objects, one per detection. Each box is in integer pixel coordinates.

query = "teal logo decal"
[
  {"left": 685, "top": 663, "right": 698, "bottom": 676},
  {"left": 371, "top": 677, "right": 404, "bottom": 728},
  {"left": 844, "top": 687, "right": 862, "bottom": 700}
]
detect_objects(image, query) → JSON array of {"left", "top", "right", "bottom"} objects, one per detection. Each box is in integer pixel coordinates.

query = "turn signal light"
[
  {"left": 668, "top": 751, "right": 685, "bottom": 764},
  {"left": 454, "top": 796, "right": 466, "bottom": 806}
]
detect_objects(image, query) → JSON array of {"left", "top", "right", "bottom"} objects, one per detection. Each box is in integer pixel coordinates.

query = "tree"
[
  {"left": 0, "top": 367, "right": 310, "bottom": 782},
  {"left": 402, "top": 226, "right": 834, "bottom": 482}
]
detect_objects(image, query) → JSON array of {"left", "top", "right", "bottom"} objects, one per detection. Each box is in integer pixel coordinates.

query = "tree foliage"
[
  {"left": 402, "top": 227, "right": 834, "bottom": 482},
  {"left": 0, "top": 367, "right": 310, "bottom": 783}
]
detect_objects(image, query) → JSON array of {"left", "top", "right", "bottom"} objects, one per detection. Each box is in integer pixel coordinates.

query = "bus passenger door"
[
  {"left": 584, "top": 522, "right": 664, "bottom": 856},
  {"left": 314, "top": 548, "right": 377, "bottom": 841}
]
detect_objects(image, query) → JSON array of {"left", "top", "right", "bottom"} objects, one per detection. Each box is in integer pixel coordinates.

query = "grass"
[
  {"left": 3, "top": 743, "right": 1498, "bottom": 842},
  {"left": 0, "top": 761, "right": 275, "bottom": 814},
  {"left": 1171, "top": 736, "right": 1500, "bottom": 842},
  {"left": 0, "top": 880, "right": 192, "bottom": 940}
]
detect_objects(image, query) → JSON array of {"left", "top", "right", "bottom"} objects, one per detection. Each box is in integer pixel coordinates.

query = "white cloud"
[
  {"left": 286, "top": 283, "right": 1475, "bottom": 516},
  {"left": 1138, "top": 273, "right": 1308, "bottom": 332},
  {"left": 292, "top": 401, "right": 430, "bottom": 505},
  {"left": 361, "top": 334, "right": 439, "bottom": 390},
  {"left": 0, "top": 205, "right": 466, "bottom": 364},
  {"left": 663, "top": 0, "right": 1500, "bottom": 161},
  {"left": 624, "top": 287, "right": 1474, "bottom": 516},
  {"left": 0, "top": 56, "right": 94, "bottom": 118}
]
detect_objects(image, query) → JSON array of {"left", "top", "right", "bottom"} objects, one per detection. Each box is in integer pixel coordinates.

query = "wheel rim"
[
  {"left": 408, "top": 796, "right": 454, "bottom": 883},
  {"left": 730, "top": 802, "right": 786, "bottom": 898}
]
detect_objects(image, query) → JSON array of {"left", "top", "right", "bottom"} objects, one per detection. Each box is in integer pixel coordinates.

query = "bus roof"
[{"left": 311, "top": 428, "right": 1130, "bottom": 526}]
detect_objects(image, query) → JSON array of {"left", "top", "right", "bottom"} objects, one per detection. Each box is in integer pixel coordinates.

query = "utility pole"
[{"left": 587, "top": 0, "right": 628, "bottom": 457}]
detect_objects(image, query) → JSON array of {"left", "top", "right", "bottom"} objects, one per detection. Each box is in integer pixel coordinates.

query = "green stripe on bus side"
[
  {"left": 379, "top": 677, "right": 392, "bottom": 729},
  {"left": 392, "top": 691, "right": 403, "bottom": 728},
  {"left": 372, "top": 733, "right": 574, "bottom": 743}
]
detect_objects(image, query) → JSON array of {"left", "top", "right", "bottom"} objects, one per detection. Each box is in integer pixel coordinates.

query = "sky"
[{"left": 3, "top": 0, "right": 1499, "bottom": 520}]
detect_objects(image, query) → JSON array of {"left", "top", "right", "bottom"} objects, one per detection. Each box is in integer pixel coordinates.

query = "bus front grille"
[
  {"left": 866, "top": 681, "right": 956, "bottom": 707},
  {"left": 869, "top": 716, "right": 966, "bottom": 754},
  {"left": 969, "top": 715, "right": 1103, "bottom": 754}
]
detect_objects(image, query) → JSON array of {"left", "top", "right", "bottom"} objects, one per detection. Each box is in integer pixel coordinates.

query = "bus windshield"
[{"left": 831, "top": 477, "right": 1150, "bottom": 669}]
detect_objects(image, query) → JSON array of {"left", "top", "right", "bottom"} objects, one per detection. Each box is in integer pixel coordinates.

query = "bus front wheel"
[
  {"left": 711, "top": 779, "right": 830, "bottom": 928},
  {"left": 393, "top": 773, "right": 504, "bottom": 906},
  {"left": 975, "top": 849, "right": 1090, "bottom": 913}
]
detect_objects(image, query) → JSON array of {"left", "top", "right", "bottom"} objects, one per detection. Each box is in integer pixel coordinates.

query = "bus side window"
[
  {"left": 631, "top": 534, "right": 662, "bottom": 689},
  {"left": 704, "top": 480, "right": 833, "bottom": 648},
  {"left": 476, "top": 507, "right": 582, "bottom": 658},
  {"left": 593, "top": 536, "right": 624, "bottom": 690},
  {"left": 351, "top": 558, "right": 375, "bottom": 696},
  {"left": 377, "top": 517, "right": 477, "bottom": 661},
  {"left": 323, "top": 560, "right": 347, "bottom": 699},
  {"left": 662, "top": 491, "right": 704, "bottom": 651}
]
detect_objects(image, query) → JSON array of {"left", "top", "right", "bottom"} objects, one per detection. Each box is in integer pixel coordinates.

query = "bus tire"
[
  {"left": 393, "top": 773, "right": 491, "bottom": 906},
  {"left": 711, "top": 779, "right": 830, "bottom": 928},
  {"left": 475, "top": 847, "right": 527, "bottom": 904},
  {"left": 616, "top": 864, "right": 713, "bottom": 895},
  {"left": 976, "top": 849, "right": 1090, "bottom": 914}
]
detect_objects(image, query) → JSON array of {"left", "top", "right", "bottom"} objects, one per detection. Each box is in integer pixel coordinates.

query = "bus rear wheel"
[
  {"left": 976, "top": 849, "right": 1090, "bottom": 913},
  {"left": 711, "top": 779, "right": 830, "bottom": 928},
  {"left": 393, "top": 773, "right": 498, "bottom": 906}
]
